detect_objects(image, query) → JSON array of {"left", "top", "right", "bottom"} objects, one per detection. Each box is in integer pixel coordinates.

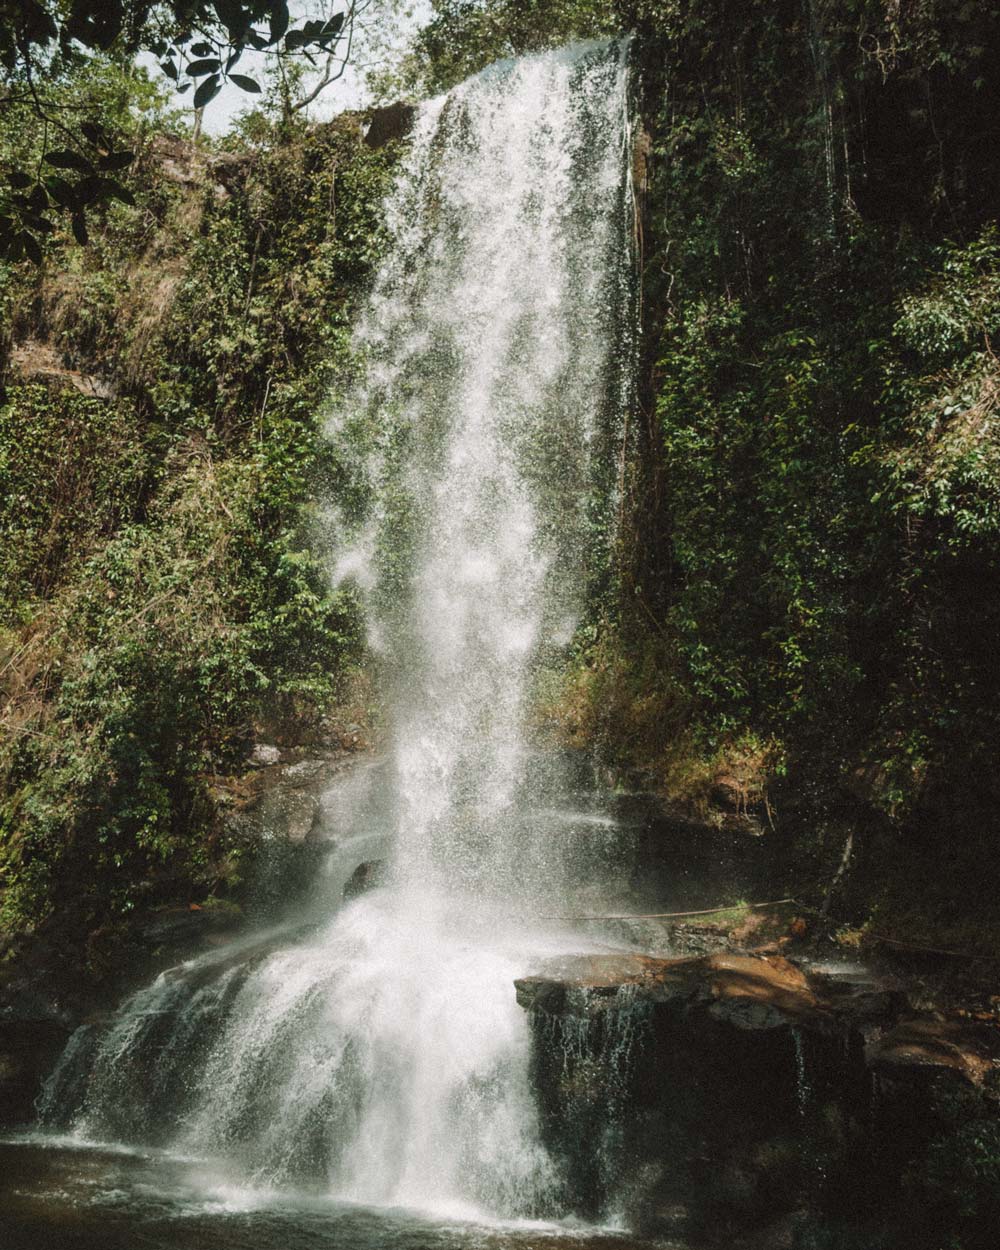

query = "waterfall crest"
[{"left": 38, "top": 39, "right": 635, "bottom": 1223}]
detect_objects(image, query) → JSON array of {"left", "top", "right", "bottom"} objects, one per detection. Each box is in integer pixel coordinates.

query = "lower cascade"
[{"left": 36, "top": 40, "right": 638, "bottom": 1222}]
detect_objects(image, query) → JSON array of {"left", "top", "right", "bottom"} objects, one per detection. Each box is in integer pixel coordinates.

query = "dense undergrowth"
[
  {"left": 0, "top": 65, "right": 395, "bottom": 962},
  {"left": 622, "top": 0, "right": 1000, "bottom": 956}
]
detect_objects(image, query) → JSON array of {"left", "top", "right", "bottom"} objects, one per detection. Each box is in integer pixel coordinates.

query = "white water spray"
[{"left": 39, "top": 40, "right": 635, "bottom": 1222}]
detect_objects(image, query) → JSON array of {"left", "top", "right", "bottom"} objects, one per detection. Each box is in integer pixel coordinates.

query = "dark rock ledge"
[
  {"left": 516, "top": 949, "right": 1000, "bottom": 1246},
  {"left": 516, "top": 949, "right": 999, "bottom": 1083}
]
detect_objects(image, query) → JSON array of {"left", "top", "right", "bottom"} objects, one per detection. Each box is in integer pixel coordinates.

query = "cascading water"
[{"left": 37, "top": 39, "right": 636, "bottom": 1224}]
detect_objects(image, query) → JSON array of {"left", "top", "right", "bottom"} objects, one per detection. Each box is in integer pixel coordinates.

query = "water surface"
[{"left": 0, "top": 1141, "right": 671, "bottom": 1250}]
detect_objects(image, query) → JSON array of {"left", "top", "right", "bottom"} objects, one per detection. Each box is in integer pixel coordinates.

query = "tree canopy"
[{"left": 0, "top": 1, "right": 354, "bottom": 259}]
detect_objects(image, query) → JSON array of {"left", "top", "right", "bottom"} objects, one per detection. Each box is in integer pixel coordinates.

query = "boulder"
[
  {"left": 343, "top": 859, "right": 388, "bottom": 900},
  {"left": 248, "top": 743, "right": 281, "bottom": 767},
  {"left": 516, "top": 944, "right": 1000, "bottom": 1244},
  {"left": 0, "top": 987, "right": 73, "bottom": 1126},
  {"left": 364, "top": 102, "right": 415, "bottom": 149}
]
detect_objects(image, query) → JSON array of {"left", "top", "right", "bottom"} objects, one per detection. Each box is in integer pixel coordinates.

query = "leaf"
[
  {"left": 43, "top": 150, "right": 94, "bottom": 175},
  {"left": 217, "top": 3, "right": 253, "bottom": 45},
  {"left": 98, "top": 151, "right": 135, "bottom": 172},
  {"left": 284, "top": 29, "right": 308, "bottom": 51},
  {"left": 186, "top": 57, "right": 221, "bottom": 77},
  {"left": 80, "top": 121, "right": 109, "bottom": 147},
  {"left": 8, "top": 170, "right": 33, "bottom": 189},
  {"left": 177, "top": 82, "right": 192, "bottom": 95},
  {"left": 21, "top": 230, "right": 43, "bottom": 264},
  {"left": 160, "top": 58, "right": 179, "bottom": 81},
  {"left": 193, "top": 74, "right": 221, "bottom": 109},
  {"left": 226, "top": 47, "right": 243, "bottom": 71},
  {"left": 190, "top": 42, "right": 214, "bottom": 57},
  {"left": 71, "top": 213, "right": 89, "bottom": 246},
  {"left": 28, "top": 184, "right": 48, "bottom": 212},
  {"left": 45, "top": 176, "right": 75, "bottom": 208},
  {"left": 23, "top": 212, "right": 54, "bottom": 234},
  {"left": 268, "top": 2, "right": 290, "bottom": 44},
  {"left": 100, "top": 180, "right": 136, "bottom": 207},
  {"left": 322, "top": 13, "right": 346, "bottom": 38},
  {"left": 229, "top": 74, "right": 261, "bottom": 93},
  {"left": 75, "top": 175, "right": 105, "bottom": 205}
]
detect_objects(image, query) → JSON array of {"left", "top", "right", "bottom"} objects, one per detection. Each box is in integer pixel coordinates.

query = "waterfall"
[
  {"left": 335, "top": 35, "right": 635, "bottom": 913},
  {"left": 37, "top": 39, "right": 635, "bottom": 1223}
]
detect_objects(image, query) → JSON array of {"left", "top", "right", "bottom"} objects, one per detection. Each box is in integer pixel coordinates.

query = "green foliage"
[
  {"left": 0, "top": 52, "right": 175, "bottom": 262},
  {"left": 0, "top": 385, "right": 149, "bottom": 614},
  {"left": 415, "top": 0, "right": 618, "bottom": 90},
  {"left": 0, "top": 444, "right": 360, "bottom": 939},
  {"left": 0, "top": 1, "right": 359, "bottom": 256},
  {"left": 572, "top": 0, "right": 1000, "bottom": 934},
  {"left": 0, "top": 65, "right": 397, "bottom": 962},
  {"left": 905, "top": 1089, "right": 1000, "bottom": 1250}
]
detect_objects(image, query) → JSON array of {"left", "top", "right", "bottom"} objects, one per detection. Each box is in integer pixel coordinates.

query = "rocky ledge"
[
  {"left": 517, "top": 949, "right": 998, "bottom": 1084},
  {"left": 517, "top": 949, "right": 1000, "bottom": 1248},
  {"left": 518, "top": 951, "right": 828, "bottom": 1029}
]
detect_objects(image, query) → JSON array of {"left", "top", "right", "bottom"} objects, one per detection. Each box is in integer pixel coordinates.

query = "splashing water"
[
  {"left": 38, "top": 40, "right": 636, "bottom": 1223},
  {"left": 337, "top": 36, "right": 634, "bottom": 908}
]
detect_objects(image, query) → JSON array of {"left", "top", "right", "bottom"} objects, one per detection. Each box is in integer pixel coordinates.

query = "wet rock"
[
  {"left": 137, "top": 902, "right": 242, "bottom": 950},
  {"left": 517, "top": 951, "right": 826, "bottom": 1032},
  {"left": 867, "top": 1016, "right": 1000, "bottom": 1086},
  {"left": 0, "top": 988, "right": 73, "bottom": 1126},
  {"left": 696, "top": 953, "right": 820, "bottom": 1030},
  {"left": 249, "top": 743, "right": 281, "bottom": 767},
  {"left": 519, "top": 943, "right": 1000, "bottom": 1244},
  {"left": 220, "top": 753, "right": 348, "bottom": 845},
  {"left": 281, "top": 758, "right": 328, "bottom": 782},
  {"left": 364, "top": 102, "right": 415, "bottom": 148},
  {"left": 255, "top": 788, "right": 319, "bottom": 844},
  {"left": 731, "top": 1211, "right": 804, "bottom": 1249},
  {"left": 343, "top": 859, "right": 388, "bottom": 900}
]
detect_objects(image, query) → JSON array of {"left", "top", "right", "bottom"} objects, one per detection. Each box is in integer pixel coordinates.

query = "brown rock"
[
  {"left": 516, "top": 951, "right": 824, "bottom": 1031},
  {"left": 867, "top": 1016, "right": 1000, "bottom": 1086}
]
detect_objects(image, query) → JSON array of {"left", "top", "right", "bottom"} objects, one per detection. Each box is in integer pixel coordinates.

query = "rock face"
[
  {"left": 213, "top": 750, "right": 351, "bottom": 920},
  {"left": 0, "top": 988, "right": 73, "bottom": 1125},
  {"left": 518, "top": 950, "right": 1000, "bottom": 1247},
  {"left": 364, "top": 102, "right": 415, "bottom": 148},
  {"left": 0, "top": 750, "right": 386, "bottom": 1129},
  {"left": 9, "top": 337, "right": 117, "bottom": 398},
  {"left": 343, "top": 859, "right": 388, "bottom": 900},
  {"left": 867, "top": 1015, "right": 997, "bottom": 1085}
]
